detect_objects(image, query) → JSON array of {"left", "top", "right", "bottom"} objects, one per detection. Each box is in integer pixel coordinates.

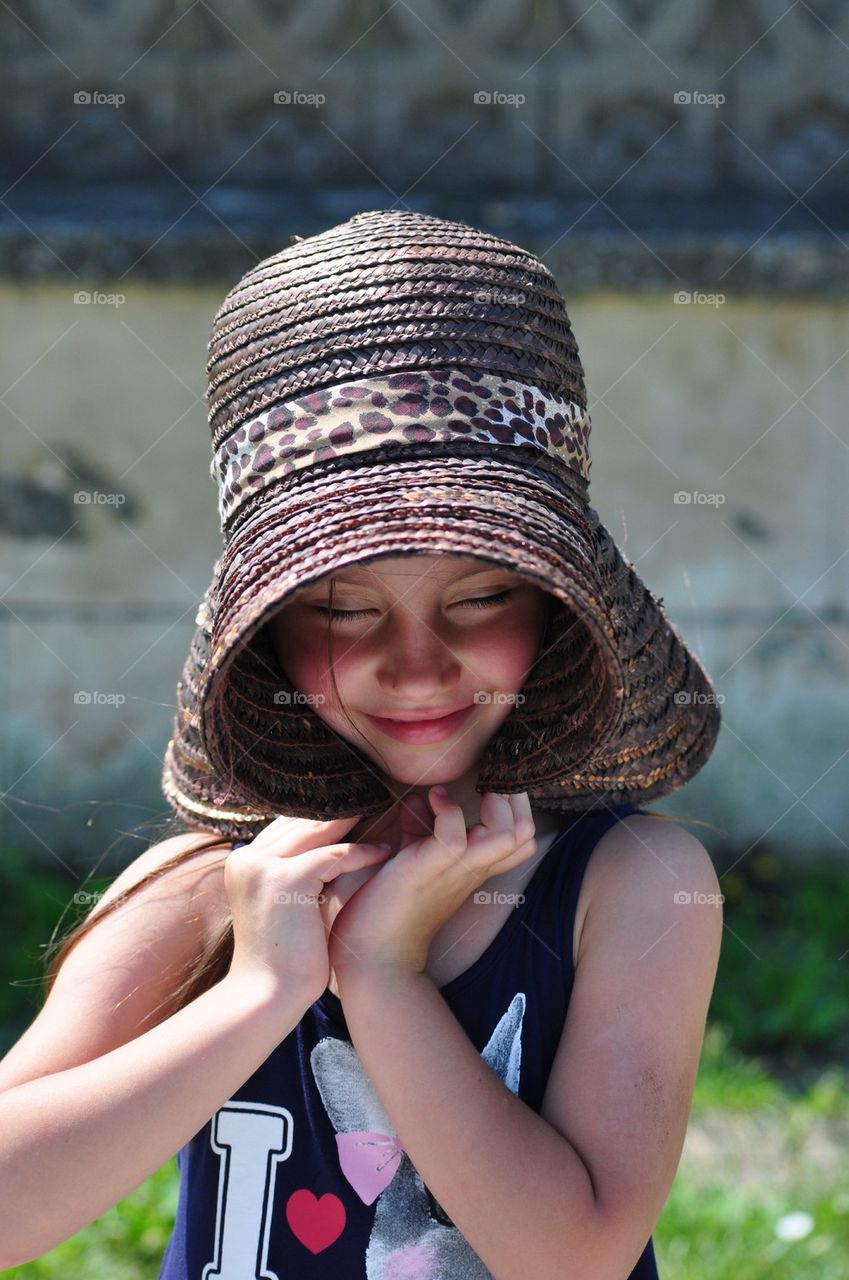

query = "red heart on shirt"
[{"left": 286, "top": 1188, "right": 346, "bottom": 1254}]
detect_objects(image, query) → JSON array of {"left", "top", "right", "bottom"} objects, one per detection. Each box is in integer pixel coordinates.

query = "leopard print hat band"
[{"left": 210, "top": 368, "right": 592, "bottom": 530}]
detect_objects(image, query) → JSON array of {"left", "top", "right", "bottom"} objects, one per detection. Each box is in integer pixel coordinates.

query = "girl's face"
[{"left": 265, "top": 554, "right": 552, "bottom": 792}]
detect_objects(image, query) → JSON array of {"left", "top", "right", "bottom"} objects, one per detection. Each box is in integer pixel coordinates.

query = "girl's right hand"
[{"left": 223, "top": 814, "right": 392, "bottom": 1002}]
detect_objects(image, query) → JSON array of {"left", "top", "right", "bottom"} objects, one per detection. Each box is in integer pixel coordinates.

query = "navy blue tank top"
[{"left": 157, "top": 805, "right": 660, "bottom": 1278}]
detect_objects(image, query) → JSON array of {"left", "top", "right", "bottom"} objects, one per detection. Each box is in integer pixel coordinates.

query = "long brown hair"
[{"left": 41, "top": 579, "right": 718, "bottom": 1027}]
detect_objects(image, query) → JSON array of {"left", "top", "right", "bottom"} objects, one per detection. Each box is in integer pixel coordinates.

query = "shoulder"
[
  {"left": 575, "top": 813, "right": 722, "bottom": 970},
  {"left": 588, "top": 812, "right": 720, "bottom": 893},
  {"left": 0, "top": 832, "right": 237, "bottom": 1095},
  {"left": 87, "top": 829, "right": 233, "bottom": 941}
]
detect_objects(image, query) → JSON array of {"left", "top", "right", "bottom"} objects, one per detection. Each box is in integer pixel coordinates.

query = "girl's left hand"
[{"left": 328, "top": 787, "right": 537, "bottom": 980}]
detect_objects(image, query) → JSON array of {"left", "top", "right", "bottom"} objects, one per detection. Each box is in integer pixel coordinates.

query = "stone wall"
[
  {"left": 3, "top": 0, "right": 848, "bottom": 208},
  {"left": 2, "top": 281, "right": 847, "bottom": 867}
]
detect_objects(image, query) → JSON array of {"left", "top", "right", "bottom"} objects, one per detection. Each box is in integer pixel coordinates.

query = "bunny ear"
[
  {"left": 310, "top": 1036, "right": 396, "bottom": 1136},
  {"left": 480, "top": 992, "right": 526, "bottom": 1095}
]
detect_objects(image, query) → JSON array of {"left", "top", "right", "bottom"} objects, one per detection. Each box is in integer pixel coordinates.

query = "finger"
[
  {"left": 491, "top": 794, "right": 538, "bottom": 873},
  {"left": 464, "top": 792, "right": 519, "bottom": 865},
  {"left": 310, "top": 843, "right": 393, "bottom": 883},
  {"left": 428, "top": 785, "right": 468, "bottom": 856},
  {"left": 399, "top": 791, "right": 433, "bottom": 842},
  {"left": 477, "top": 792, "right": 516, "bottom": 839},
  {"left": 251, "top": 813, "right": 364, "bottom": 855},
  {"left": 505, "top": 791, "right": 536, "bottom": 847}
]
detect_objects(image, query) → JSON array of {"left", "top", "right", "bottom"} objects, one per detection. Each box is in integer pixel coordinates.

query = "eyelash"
[{"left": 315, "top": 590, "right": 514, "bottom": 622}]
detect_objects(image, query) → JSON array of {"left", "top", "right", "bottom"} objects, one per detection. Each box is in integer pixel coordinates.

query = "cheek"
[
  {"left": 267, "top": 614, "right": 364, "bottom": 705},
  {"left": 493, "top": 597, "right": 552, "bottom": 677},
  {"left": 465, "top": 622, "right": 542, "bottom": 692},
  {"left": 503, "top": 628, "right": 546, "bottom": 684}
]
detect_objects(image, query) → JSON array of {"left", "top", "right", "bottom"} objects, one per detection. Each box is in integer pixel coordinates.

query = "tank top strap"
[
  {"left": 546, "top": 804, "right": 646, "bottom": 985},
  {"left": 559, "top": 803, "right": 645, "bottom": 878}
]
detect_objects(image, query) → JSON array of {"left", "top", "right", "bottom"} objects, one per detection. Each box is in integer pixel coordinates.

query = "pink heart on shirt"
[{"left": 286, "top": 1188, "right": 346, "bottom": 1253}]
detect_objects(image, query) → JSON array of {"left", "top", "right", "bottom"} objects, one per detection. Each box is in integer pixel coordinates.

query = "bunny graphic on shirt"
[{"left": 310, "top": 991, "right": 526, "bottom": 1280}]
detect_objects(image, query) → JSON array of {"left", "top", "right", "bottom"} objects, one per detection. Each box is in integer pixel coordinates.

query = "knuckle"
[
  {"left": 487, "top": 832, "right": 514, "bottom": 858},
  {"left": 435, "top": 840, "right": 465, "bottom": 864}
]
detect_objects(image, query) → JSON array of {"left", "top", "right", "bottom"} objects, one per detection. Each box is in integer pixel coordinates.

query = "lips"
[
  {"left": 364, "top": 704, "right": 475, "bottom": 744},
  {"left": 371, "top": 705, "right": 471, "bottom": 723}
]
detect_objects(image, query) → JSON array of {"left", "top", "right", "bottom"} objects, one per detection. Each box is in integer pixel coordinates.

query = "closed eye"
[{"left": 314, "top": 590, "right": 514, "bottom": 623}]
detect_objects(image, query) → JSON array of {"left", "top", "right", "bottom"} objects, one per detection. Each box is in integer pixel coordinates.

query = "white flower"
[{"left": 774, "top": 1211, "right": 814, "bottom": 1242}]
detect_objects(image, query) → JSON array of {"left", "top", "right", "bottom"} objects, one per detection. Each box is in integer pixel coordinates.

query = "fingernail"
[{"left": 376, "top": 842, "right": 393, "bottom": 851}]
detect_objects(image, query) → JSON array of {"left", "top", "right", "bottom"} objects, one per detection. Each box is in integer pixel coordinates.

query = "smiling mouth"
[
  {"left": 364, "top": 704, "right": 476, "bottom": 741},
  {"left": 371, "top": 705, "right": 472, "bottom": 724}
]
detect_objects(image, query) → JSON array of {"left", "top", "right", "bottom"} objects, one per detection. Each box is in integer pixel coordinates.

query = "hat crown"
[
  {"left": 204, "top": 210, "right": 594, "bottom": 531},
  {"left": 205, "top": 208, "right": 588, "bottom": 448}
]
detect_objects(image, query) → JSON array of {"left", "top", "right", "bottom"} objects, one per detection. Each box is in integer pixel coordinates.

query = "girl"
[{"left": 0, "top": 209, "right": 723, "bottom": 1279}]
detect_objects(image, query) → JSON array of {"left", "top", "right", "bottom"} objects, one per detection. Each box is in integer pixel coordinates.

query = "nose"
[{"left": 375, "top": 610, "right": 464, "bottom": 693}]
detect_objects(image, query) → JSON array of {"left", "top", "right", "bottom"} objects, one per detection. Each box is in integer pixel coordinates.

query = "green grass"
[
  {"left": 657, "top": 1036, "right": 849, "bottom": 1278},
  {"left": 693, "top": 1022, "right": 849, "bottom": 1115},
  {"left": 656, "top": 1180, "right": 849, "bottom": 1280},
  {"left": 712, "top": 851, "right": 849, "bottom": 1062},
  {"left": 0, "top": 1161, "right": 180, "bottom": 1278},
  {"left": 651, "top": 1022, "right": 849, "bottom": 1277}
]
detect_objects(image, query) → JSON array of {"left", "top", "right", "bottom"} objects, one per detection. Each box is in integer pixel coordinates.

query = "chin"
[{"left": 370, "top": 752, "right": 473, "bottom": 782}]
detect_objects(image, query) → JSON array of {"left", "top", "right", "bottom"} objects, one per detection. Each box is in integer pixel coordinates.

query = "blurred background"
[{"left": 0, "top": 2, "right": 847, "bottom": 1276}]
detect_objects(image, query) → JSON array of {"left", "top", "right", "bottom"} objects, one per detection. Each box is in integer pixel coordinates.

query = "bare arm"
[
  {"left": 0, "top": 819, "right": 390, "bottom": 1268},
  {"left": 0, "top": 970, "right": 306, "bottom": 1267}
]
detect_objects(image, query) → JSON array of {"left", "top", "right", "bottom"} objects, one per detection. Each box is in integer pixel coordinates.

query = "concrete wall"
[{"left": 2, "top": 280, "right": 846, "bottom": 868}]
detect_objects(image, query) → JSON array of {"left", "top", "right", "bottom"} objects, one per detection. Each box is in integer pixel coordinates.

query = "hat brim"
[{"left": 162, "top": 450, "right": 720, "bottom": 837}]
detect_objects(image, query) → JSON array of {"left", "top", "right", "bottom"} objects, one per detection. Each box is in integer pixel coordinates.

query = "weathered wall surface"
[{"left": 2, "top": 284, "right": 846, "bottom": 865}]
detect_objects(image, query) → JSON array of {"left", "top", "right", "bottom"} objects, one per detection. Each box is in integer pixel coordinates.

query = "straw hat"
[{"left": 161, "top": 209, "right": 721, "bottom": 840}]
